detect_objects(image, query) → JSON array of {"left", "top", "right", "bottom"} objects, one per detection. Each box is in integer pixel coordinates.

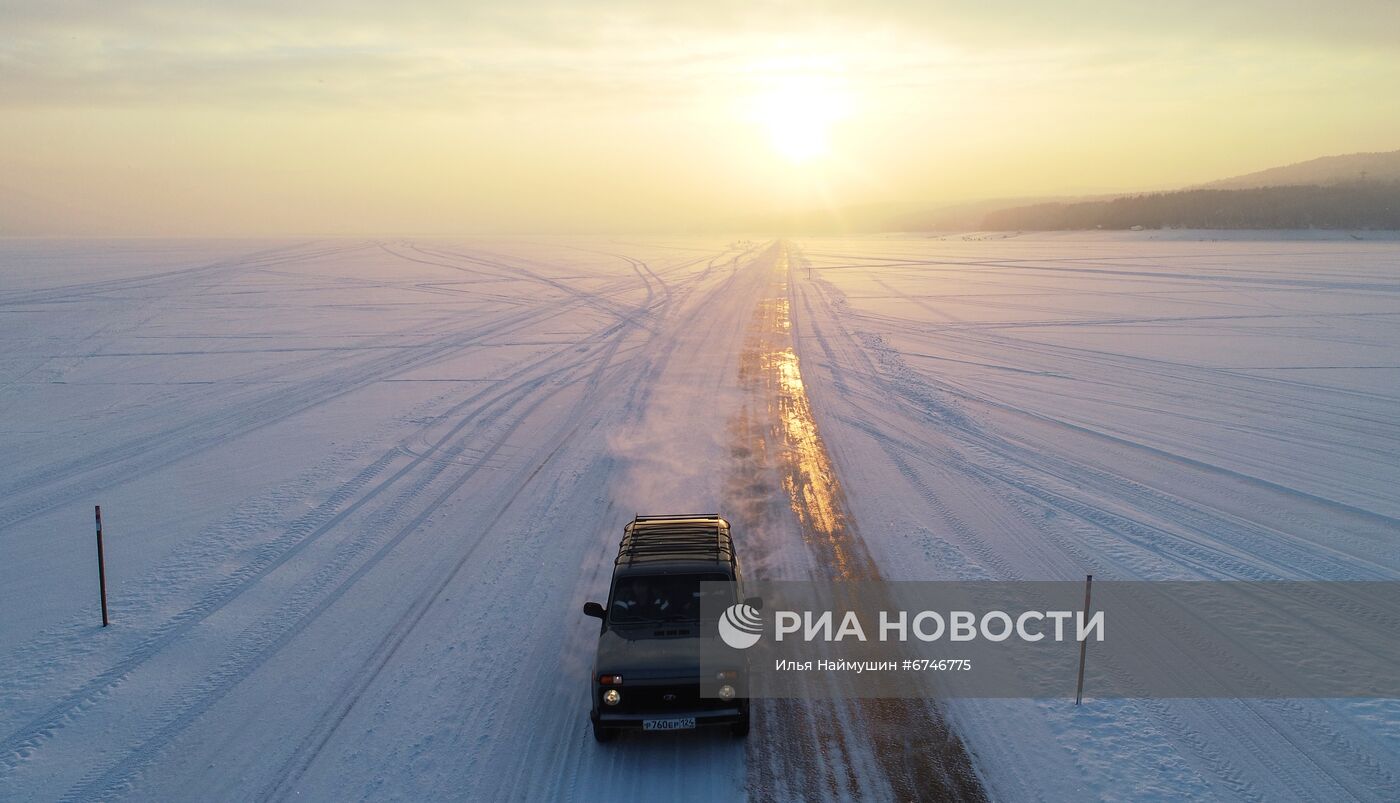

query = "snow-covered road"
[{"left": 1, "top": 234, "right": 1397, "bottom": 800}]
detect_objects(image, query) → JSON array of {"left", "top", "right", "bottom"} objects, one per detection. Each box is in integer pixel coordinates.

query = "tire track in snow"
[
  {"left": 45, "top": 242, "right": 711, "bottom": 801},
  {"left": 734, "top": 243, "right": 986, "bottom": 801},
  {"left": 449, "top": 242, "right": 760, "bottom": 802},
  {"left": 0, "top": 241, "right": 694, "bottom": 781},
  {"left": 0, "top": 241, "right": 679, "bottom": 533},
  {"left": 789, "top": 241, "right": 1400, "bottom": 800},
  {"left": 0, "top": 241, "right": 356, "bottom": 308},
  {"left": 0, "top": 306, "right": 632, "bottom": 777},
  {"left": 255, "top": 244, "right": 676, "bottom": 800}
]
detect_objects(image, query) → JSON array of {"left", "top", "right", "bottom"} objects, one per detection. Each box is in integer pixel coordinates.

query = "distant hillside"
[
  {"left": 759, "top": 148, "right": 1400, "bottom": 233},
  {"left": 1200, "top": 150, "right": 1400, "bottom": 190},
  {"left": 981, "top": 182, "right": 1400, "bottom": 231}
]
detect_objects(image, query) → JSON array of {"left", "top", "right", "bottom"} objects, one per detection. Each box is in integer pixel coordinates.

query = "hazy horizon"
[{"left": 4, "top": 1, "right": 1399, "bottom": 236}]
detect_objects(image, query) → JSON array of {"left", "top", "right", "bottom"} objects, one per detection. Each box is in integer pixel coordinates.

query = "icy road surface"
[{"left": 1, "top": 235, "right": 1397, "bottom": 800}]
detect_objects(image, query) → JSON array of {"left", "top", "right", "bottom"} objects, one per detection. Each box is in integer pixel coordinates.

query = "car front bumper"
[{"left": 592, "top": 701, "right": 747, "bottom": 729}]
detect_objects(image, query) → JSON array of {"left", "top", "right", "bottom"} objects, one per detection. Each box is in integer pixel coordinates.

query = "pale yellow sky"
[{"left": 2, "top": 1, "right": 1398, "bottom": 235}]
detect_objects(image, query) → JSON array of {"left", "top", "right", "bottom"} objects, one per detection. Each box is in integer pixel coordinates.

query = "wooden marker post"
[
  {"left": 95, "top": 505, "right": 109, "bottom": 627},
  {"left": 1075, "top": 574, "right": 1092, "bottom": 705}
]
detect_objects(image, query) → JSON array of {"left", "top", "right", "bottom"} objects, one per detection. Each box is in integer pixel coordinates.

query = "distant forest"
[{"left": 981, "top": 182, "right": 1400, "bottom": 230}]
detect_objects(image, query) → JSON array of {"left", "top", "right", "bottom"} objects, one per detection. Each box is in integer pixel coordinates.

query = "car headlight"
[
  {"left": 603, "top": 689, "right": 621, "bottom": 706},
  {"left": 717, "top": 684, "right": 736, "bottom": 701}
]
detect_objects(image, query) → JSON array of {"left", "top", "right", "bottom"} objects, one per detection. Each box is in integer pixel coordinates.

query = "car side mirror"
[
  {"left": 583, "top": 601, "right": 606, "bottom": 619},
  {"left": 744, "top": 596, "right": 763, "bottom": 610}
]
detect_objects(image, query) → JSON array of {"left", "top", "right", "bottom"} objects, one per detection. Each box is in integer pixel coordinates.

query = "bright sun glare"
[{"left": 750, "top": 76, "right": 847, "bottom": 165}]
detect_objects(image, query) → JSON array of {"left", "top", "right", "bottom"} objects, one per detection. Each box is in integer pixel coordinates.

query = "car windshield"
[{"left": 608, "top": 573, "right": 733, "bottom": 624}]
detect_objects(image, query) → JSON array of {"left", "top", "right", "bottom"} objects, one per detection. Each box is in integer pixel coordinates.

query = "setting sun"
[{"left": 749, "top": 76, "right": 849, "bottom": 164}]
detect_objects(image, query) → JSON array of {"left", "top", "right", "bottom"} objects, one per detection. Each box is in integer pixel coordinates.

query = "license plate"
[{"left": 642, "top": 717, "right": 696, "bottom": 731}]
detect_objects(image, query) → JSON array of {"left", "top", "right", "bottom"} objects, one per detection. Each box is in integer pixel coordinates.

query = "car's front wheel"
[{"left": 592, "top": 719, "right": 616, "bottom": 743}]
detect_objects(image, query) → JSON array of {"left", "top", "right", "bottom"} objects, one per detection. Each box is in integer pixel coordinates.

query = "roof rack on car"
[{"left": 616, "top": 514, "right": 733, "bottom": 566}]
